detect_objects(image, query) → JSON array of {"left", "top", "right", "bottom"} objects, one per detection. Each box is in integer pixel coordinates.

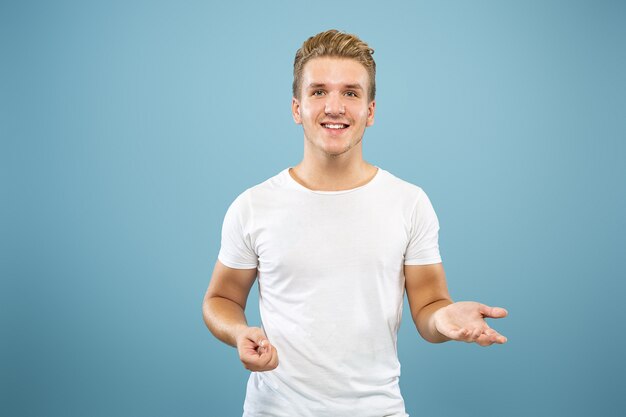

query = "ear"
[
  {"left": 292, "top": 97, "right": 302, "bottom": 124},
  {"left": 366, "top": 100, "right": 376, "bottom": 127}
]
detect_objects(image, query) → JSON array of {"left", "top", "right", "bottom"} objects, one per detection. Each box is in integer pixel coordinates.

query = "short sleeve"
[
  {"left": 217, "top": 191, "right": 258, "bottom": 269},
  {"left": 404, "top": 189, "right": 442, "bottom": 265}
]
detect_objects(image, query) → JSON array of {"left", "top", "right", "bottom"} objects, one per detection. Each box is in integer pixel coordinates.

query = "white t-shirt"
[{"left": 218, "top": 166, "right": 442, "bottom": 417}]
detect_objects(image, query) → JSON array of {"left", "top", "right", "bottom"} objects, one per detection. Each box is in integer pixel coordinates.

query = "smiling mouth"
[{"left": 321, "top": 123, "right": 350, "bottom": 129}]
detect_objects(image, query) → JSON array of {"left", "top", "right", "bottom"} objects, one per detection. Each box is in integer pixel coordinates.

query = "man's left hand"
[{"left": 432, "top": 301, "right": 508, "bottom": 346}]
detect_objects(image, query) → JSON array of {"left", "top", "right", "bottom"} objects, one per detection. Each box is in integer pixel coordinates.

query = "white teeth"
[{"left": 323, "top": 124, "right": 347, "bottom": 129}]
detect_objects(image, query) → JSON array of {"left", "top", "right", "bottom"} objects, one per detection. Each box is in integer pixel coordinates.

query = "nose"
[{"left": 324, "top": 93, "right": 345, "bottom": 116}]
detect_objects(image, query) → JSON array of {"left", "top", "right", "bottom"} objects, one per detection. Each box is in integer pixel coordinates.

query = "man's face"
[{"left": 292, "top": 57, "right": 375, "bottom": 158}]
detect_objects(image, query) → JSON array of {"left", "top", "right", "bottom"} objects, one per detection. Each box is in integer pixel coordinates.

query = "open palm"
[{"left": 433, "top": 301, "right": 508, "bottom": 346}]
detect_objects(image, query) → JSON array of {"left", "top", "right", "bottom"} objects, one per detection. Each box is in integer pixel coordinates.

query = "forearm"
[
  {"left": 414, "top": 298, "right": 454, "bottom": 343},
  {"left": 202, "top": 296, "right": 250, "bottom": 347}
]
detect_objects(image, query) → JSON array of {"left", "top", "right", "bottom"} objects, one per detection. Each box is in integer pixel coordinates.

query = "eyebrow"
[{"left": 307, "top": 83, "right": 364, "bottom": 90}]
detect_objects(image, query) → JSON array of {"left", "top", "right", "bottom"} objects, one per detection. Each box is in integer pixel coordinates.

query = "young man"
[{"left": 203, "top": 29, "right": 507, "bottom": 417}]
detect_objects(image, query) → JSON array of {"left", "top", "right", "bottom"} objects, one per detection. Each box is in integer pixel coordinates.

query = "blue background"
[{"left": 2, "top": 0, "right": 625, "bottom": 416}]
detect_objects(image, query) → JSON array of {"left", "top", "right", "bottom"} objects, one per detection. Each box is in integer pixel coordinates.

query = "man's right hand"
[{"left": 236, "top": 327, "right": 279, "bottom": 372}]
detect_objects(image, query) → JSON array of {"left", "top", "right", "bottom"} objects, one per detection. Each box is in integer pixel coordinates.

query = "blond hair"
[{"left": 292, "top": 29, "right": 376, "bottom": 101}]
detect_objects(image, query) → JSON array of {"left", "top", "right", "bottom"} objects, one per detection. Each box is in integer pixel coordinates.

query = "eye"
[
  {"left": 345, "top": 91, "right": 358, "bottom": 97},
  {"left": 312, "top": 90, "right": 325, "bottom": 96}
]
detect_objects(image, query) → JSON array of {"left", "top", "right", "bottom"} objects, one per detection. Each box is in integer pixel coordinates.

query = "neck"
[{"left": 290, "top": 142, "right": 377, "bottom": 191}]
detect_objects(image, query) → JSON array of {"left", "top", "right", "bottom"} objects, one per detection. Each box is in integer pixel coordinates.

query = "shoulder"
[
  {"left": 226, "top": 168, "right": 290, "bottom": 212},
  {"left": 249, "top": 168, "right": 290, "bottom": 193},
  {"left": 376, "top": 167, "right": 428, "bottom": 202},
  {"left": 239, "top": 168, "right": 292, "bottom": 205}
]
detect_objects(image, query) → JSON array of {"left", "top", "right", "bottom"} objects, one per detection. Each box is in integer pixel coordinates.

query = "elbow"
[{"left": 202, "top": 292, "right": 215, "bottom": 328}]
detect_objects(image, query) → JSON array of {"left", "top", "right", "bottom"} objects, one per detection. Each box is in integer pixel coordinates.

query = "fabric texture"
[{"left": 218, "top": 166, "right": 442, "bottom": 417}]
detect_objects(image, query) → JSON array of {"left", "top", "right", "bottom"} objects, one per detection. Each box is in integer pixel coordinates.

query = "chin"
[
  {"left": 322, "top": 145, "right": 354, "bottom": 157},
  {"left": 306, "top": 134, "right": 359, "bottom": 157},
  {"left": 329, "top": 138, "right": 361, "bottom": 154}
]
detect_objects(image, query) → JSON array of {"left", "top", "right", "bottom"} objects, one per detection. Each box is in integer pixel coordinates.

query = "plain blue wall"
[{"left": 2, "top": 1, "right": 625, "bottom": 416}]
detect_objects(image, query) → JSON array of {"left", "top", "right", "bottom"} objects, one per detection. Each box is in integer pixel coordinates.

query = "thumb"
[
  {"left": 254, "top": 331, "right": 269, "bottom": 347},
  {"left": 237, "top": 327, "right": 269, "bottom": 350},
  {"left": 248, "top": 328, "right": 271, "bottom": 352},
  {"left": 480, "top": 304, "right": 508, "bottom": 318}
]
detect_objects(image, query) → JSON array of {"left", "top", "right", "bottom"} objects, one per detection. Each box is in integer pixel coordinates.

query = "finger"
[
  {"left": 241, "top": 340, "right": 269, "bottom": 360},
  {"left": 241, "top": 344, "right": 266, "bottom": 362},
  {"left": 483, "top": 330, "right": 507, "bottom": 345},
  {"left": 449, "top": 328, "right": 474, "bottom": 343},
  {"left": 243, "top": 345, "right": 258, "bottom": 355},
  {"left": 266, "top": 346, "right": 279, "bottom": 370},
  {"left": 475, "top": 333, "right": 494, "bottom": 347},
  {"left": 485, "top": 327, "right": 507, "bottom": 343},
  {"left": 259, "top": 345, "right": 279, "bottom": 371},
  {"left": 447, "top": 327, "right": 467, "bottom": 340},
  {"left": 255, "top": 340, "right": 266, "bottom": 355},
  {"left": 238, "top": 328, "right": 268, "bottom": 352},
  {"left": 259, "top": 349, "right": 273, "bottom": 367},
  {"left": 260, "top": 341, "right": 274, "bottom": 357},
  {"left": 259, "top": 339, "right": 275, "bottom": 355},
  {"left": 479, "top": 304, "right": 508, "bottom": 318},
  {"left": 254, "top": 337, "right": 273, "bottom": 355},
  {"left": 241, "top": 339, "right": 262, "bottom": 356},
  {"left": 243, "top": 346, "right": 274, "bottom": 371},
  {"left": 470, "top": 328, "right": 482, "bottom": 341},
  {"left": 240, "top": 353, "right": 264, "bottom": 371},
  {"left": 256, "top": 337, "right": 267, "bottom": 352}
]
